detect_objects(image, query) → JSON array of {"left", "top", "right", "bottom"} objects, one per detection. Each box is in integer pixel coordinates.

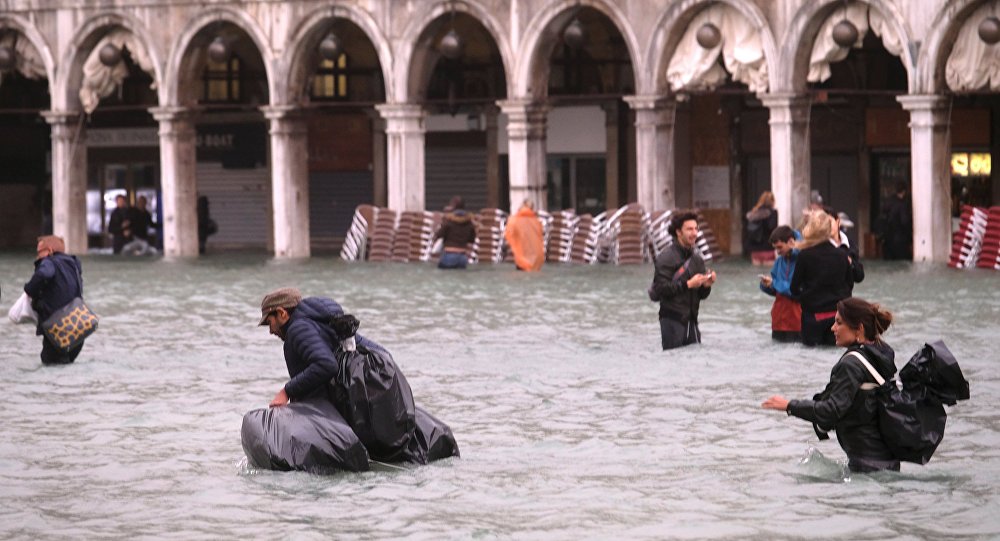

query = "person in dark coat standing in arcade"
[
  {"left": 648, "top": 211, "right": 717, "bottom": 350},
  {"left": 23, "top": 235, "right": 87, "bottom": 365},
  {"left": 107, "top": 194, "right": 133, "bottom": 254}
]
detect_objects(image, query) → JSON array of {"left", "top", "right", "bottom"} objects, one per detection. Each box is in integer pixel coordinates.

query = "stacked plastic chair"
[
  {"left": 569, "top": 213, "right": 602, "bottom": 264},
  {"left": 605, "top": 204, "right": 649, "bottom": 265},
  {"left": 546, "top": 209, "right": 578, "bottom": 262},
  {"left": 648, "top": 210, "right": 674, "bottom": 257},
  {"left": 975, "top": 207, "right": 1000, "bottom": 270},
  {"left": 948, "top": 205, "right": 988, "bottom": 269},
  {"left": 474, "top": 208, "right": 507, "bottom": 264},
  {"left": 695, "top": 215, "right": 724, "bottom": 263},
  {"left": 340, "top": 204, "right": 374, "bottom": 261},
  {"left": 366, "top": 208, "right": 398, "bottom": 262},
  {"left": 413, "top": 211, "right": 442, "bottom": 262}
]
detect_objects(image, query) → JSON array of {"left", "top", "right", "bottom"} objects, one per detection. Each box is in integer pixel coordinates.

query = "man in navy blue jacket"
[
  {"left": 23, "top": 235, "right": 85, "bottom": 364},
  {"left": 258, "top": 287, "right": 387, "bottom": 407}
]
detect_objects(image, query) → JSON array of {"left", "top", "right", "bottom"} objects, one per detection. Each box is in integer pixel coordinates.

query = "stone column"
[
  {"left": 370, "top": 115, "right": 387, "bottom": 208},
  {"left": 602, "top": 100, "right": 620, "bottom": 211},
  {"left": 484, "top": 105, "right": 500, "bottom": 209},
  {"left": 376, "top": 103, "right": 425, "bottom": 211},
  {"left": 149, "top": 106, "right": 199, "bottom": 257},
  {"left": 759, "top": 93, "right": 811, "bottom": 228},
  {"left": 498, "top": 98, "right": 548, "bottom": 212},
  {"left": 898, "top": 95, "right": 952, "bottom": 263},
  {"left": 42, "top": 111, "right": 88, "bottom": 254},
  {"left": 262, "top": 105, "right": 310, "bottom": 258},
  {"left": 624, "top": 95, "right": 676, "bottom": 212}
]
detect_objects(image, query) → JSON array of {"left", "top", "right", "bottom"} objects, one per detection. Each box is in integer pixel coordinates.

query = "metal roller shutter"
[
  {"left": 309, "top": 171, "right": 374, "bottom": 250},
  {"left": 196, "top": 162, "right": 270, "bottom": 249},
  {"left": 425, "top": 147, "right": 488, "bottom": 212}
]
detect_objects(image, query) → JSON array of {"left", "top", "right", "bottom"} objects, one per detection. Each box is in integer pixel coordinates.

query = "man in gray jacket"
[{"left": 649, "top": 211, "right": 717, "bottom": 350}]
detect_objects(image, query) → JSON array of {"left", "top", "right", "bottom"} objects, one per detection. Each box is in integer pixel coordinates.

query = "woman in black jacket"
[
  {"left": 790, "top": 210, "right": 854, "bottom": 346},
  {"left": 762, "top": 297, "right": 899, "bottom": 473}
]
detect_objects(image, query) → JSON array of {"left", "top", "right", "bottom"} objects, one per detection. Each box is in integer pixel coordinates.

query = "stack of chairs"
[
  {"left": 975, "top": 207, "right": 1000, "bottom": 270},
  {"left": 570, "top": 213, "right": 601, "bottom": 264},
  {"left": 948, "top": 205, "right": 988, "bottom": 269},
  {"left": 643, "top": 209, "right": 722, "bottom": 263},
  {"left": 546, "top": 209, "right": 578, "bottom": 262},
  {"left": 648, "top": 210, "right": 674, "bottom": 257},
  {"left": 391, "top": 212, "right": 419, "bottom": 262},
  {"left": 536, "top": 210, "right": 554, "bottom": 262},
  {"left": 695, "top": 214, "right": 724, "bottom": 263},
  {"left": 414, "top": 211, "right": 442, "bottom": 262},
  {"left": 474, "top": 208, "right": 507, "bottom": 264},
  {"left": 608, "top": 204, "right": 649, "bottom": 265},
  {"left": 340, "top": 204, "right": 374, "bottom": 261},
  {"left": 366, "top": 207, "right": 398, "bottom": 262}
]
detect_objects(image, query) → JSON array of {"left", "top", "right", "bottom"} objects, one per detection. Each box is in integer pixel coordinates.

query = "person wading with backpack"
[{"left": 761, "top": 297, "right": 899, "bottom": 473}]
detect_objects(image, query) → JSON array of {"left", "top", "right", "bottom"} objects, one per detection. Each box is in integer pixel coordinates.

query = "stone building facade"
[{"left": 0, "top": 0, "right": 996, "bottom": 261}]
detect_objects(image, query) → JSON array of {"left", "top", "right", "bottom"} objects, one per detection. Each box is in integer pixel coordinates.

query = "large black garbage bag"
[
  {"left": 241, "top": 397, "right": 370, "bottom": 473},
  {"left": 330, "top": 343, "right": 416, "bottom": 463},
  {"left": 401, "top": 405, "right": 461, "bottom": 465},
  {"left": 876, "top": 341, "right": 970, "bottom": 465},
  {"left": 900, "top": 340, "right": 970, "bottom": 405}
]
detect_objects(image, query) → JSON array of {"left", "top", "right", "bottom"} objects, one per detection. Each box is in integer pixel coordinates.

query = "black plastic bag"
[
  {"left": 330, "top": 344, "right": 416, "bottom": 463},
  {"left": 241, "top": 396, "right": 370, "bottom": 473},
  {"left": 401, "top": 405, "right": 461, "bottom": 465},
  {"left": 875, "top": 341, "right": 970, "bottom": 465}
]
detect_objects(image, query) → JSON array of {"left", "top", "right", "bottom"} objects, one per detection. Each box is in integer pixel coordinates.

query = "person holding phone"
[
  {"left": 648, "top": 211, "right": 716, "bottom": 350},
  {"left": 759, "top": 225, "right": 802, "bottom": 342}
]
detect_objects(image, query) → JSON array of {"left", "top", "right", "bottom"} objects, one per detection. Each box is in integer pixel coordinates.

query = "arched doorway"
[
  {"left": 172, "top": 20, "right": 271, "bottom": 253},
  {"left": 0, "top": 25, "right": 50, "bottom": 248},
  {"left": 409, "top": 11, "right": 507, "bottom": 213},
  {"left": 287, "top": 15, "right": 387, "bottom": 253}
]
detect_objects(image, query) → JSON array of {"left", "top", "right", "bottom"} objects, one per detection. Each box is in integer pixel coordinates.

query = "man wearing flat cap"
[{"left": 259, "top": 287, "right": 388, "bottom": 407}]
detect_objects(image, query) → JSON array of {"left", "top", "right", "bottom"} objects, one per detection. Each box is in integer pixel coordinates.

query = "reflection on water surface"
[{"left": 1, "top": 253, "right": 998, "bottom": 539}]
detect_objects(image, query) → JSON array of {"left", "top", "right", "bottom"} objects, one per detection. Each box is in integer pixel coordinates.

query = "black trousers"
[
  {"left": 660, "top": 317, "right": 700, "bottom": 350},
  {"left": 801, "top": 311, "right": 836, "bottom": 347},
  {"left": 41, "top": 338, "right": 83, "bottom": 365}
]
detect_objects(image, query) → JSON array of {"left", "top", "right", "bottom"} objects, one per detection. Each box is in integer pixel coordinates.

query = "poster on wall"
[{"left": 692, "top": 165, "right": 730, "bottom": 209}]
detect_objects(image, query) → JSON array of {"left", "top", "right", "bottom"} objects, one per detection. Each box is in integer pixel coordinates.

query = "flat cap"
[{"left": 258, "top": 287, "right": 302, "bottom": 326}]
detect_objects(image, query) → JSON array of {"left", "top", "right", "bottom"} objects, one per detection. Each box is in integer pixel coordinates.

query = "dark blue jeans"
[
  {"left": 660, "top": 317, "right": 700, "bottom": 350},
  {"left": 438, "top": 251, "right": 469, "bottom": 269}
]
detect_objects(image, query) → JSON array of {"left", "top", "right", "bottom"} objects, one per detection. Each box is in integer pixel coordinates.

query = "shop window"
[
  {"left": 951, "top": 151, "right": 993, "bottom": 215},
  {"left": 202, "top": 57, "right": 241, "bottom": 102},
  {"left": 312, "top": 54, "right": 349, "bottom": 101}
]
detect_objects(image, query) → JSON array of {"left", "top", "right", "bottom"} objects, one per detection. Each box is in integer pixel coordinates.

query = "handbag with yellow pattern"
[{"left": 41, "top": 297, "right": 99, "bottom": 352}]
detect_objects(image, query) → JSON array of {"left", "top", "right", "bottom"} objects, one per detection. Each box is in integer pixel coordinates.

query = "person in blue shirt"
[
  {"left": 759, "top": 225, "right": 801, "bottom": 342},
  {"left": 23, "top": 235, "right": 86, "bottom": 364}
]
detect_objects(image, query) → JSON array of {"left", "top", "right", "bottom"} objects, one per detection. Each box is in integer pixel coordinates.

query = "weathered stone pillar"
[
  {"left": 602, "top": 100, "right": 620, "bottom": 211},
  {"left": 370, "top": 114, "right": 387, "bottom": 208},
  {"left": 376, "top": 103, "right": 425, "bottom": 211},
  {"left": 484, "top": 105, "right": 500, "bottom": 209},
  {"left": 760, "top": 93, "right": 811, "bottom": 228},
  {"left": 624, "top": 95, "right": 676, "bottom": 212},
  {"left": 149, "top": 106, "right": 198, "bottom": 257},
  {"left": 42, "top": 111, "right": 87, "bottom": 254},
  {"left": 898, "top": 95, "right": 952, "bottom": 263},
  {"left": 498, "top": 98, "right": 548, "bottom": 212},
  {"left": 262, "top": 105, "right": 310, "bottom": 258}
]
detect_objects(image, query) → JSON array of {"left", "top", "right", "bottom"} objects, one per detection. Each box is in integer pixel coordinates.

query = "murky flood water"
[{"left": 0, "top": 252, "right": 998, "bottom": 540}]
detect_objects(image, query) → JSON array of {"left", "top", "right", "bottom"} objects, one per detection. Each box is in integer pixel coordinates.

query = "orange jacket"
[{"left": 504, "top": 206, "right": 544, "bottom": 271}]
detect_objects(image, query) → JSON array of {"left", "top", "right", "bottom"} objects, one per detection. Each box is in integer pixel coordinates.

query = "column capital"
[
  {"left": 496, "top": 98, "right": 549, "bottom": 118},
  {"left": 41, "top": 109, "right": 82, "bottom": 126},
  {"left": 623, "top": 94, "right": 674, "bottom": 111},
  {"left": 375, "top": 102, "right": 425, "bottom": 120},
  {"left": 260, "top": 104, "right": 305, "bottom": 121},
  {"left": 757, "top": 92, "right": 811, "bottom": 110},
  {"left": 896, "top": 94, "right": 950, "bottom": 112},
  {"left": 149, "top": 106, "right": 198, "bottom": 122}
]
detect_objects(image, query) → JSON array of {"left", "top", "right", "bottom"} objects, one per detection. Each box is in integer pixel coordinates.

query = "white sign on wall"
[
  {"left": 692, "top": 165, "right": 730, "bottom": 209},
  {"left": 86, "top": 127, "right": 159, "bottom": 147}
]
